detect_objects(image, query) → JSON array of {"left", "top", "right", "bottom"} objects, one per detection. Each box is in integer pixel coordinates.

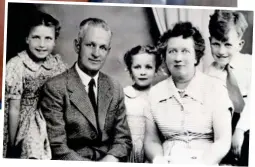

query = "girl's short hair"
[
  {"left": 27, "top": 11, "right": 61, "bottom": 39},
  {"left": 124, "top": 45, "right": 162, "bottom": 74}
]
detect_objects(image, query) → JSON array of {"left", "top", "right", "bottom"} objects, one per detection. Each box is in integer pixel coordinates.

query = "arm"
[
  {"left": 104, "top": 85, "right": 132, "bottom": 162},
  {"left": 8, "top": 99, "right": 21, "bottom": 146},
  {"left": 40, "top": 81, "right": 91, "bottom": 161},
  {"left": 232, "top": 95, "right": 250, "bottom": 156},
  {"left": 201, "top": 93, "right": 232, "bottom": 165},
  {"left": 144, "top": 102, "right": 166, "bottom": 163},
  {"left": 144, "top": 117, "right": 165, "bottom": 163}
]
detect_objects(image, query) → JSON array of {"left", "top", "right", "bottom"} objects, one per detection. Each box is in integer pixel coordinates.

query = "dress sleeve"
[
  {"left": 5, "top": 56, "right": 24, "bottom": 100},
  {"left": 54, "top": 54, "right": 68, "bottom": 74}
]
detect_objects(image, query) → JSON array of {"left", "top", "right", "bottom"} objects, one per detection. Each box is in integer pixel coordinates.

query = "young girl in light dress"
[
  {"left": 123, "top": 45, "right": 162, "bottom": 163},
  {"left": 3, "top": 11, "right": 67, "bottom": 159}
]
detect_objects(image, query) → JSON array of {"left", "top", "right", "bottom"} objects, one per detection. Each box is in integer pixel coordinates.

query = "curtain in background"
[{"left": 152, "top": 7, "right": 214, "bottom": 71}]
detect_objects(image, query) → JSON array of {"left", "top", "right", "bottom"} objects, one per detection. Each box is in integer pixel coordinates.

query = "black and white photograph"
[{"left": 2, "top": 0, "right": 254, "bottom": 166}]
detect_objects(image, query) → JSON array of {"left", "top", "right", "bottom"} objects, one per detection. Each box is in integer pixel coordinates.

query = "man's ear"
[
  {"left": 238, "top": 39, "right": 245, "bottom": 51},
  {"left": 74, "top": 39, "right": 80, "bottom": 54}
]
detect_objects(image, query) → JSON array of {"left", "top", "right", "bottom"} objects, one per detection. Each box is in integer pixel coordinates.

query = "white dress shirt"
[
  {"left": 205, "top": 53, "right": 252, "bottom": 131},
  {"left": 75, "top": 63, "right": 99, "bottom": 102}
]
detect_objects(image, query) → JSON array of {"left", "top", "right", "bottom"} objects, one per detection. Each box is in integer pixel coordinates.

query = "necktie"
[
  {"left": 88, "top": 78, "right": 102, "bottom": 139},
  {"left": 88, "top": 78, "right": 97, "bottom": 112},
  {"left": 225, "top": 64, "right": 245, "bottom": 133}
]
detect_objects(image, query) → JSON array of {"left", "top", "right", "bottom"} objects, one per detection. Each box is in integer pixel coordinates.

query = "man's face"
[
  {"left": 210, "top": 28, "right": 244, "bottom": 67},
  {"left": 76, "top": 26, "right": 111, "bottom": 76}
]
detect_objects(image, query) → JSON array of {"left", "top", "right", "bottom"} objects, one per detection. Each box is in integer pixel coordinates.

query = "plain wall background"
[{"left": 5, "top": 3, "right": 253, "bottom": 87}]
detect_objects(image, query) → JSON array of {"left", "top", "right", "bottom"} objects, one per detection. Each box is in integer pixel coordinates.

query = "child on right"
[{"left": 205, "top": 10, "right": 251, "bottom": 166}]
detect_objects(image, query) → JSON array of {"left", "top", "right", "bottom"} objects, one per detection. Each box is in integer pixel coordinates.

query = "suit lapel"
[
  {"left": 97, "top": 72, "right": 112, "bottom": 132},
  {"left": 67, "top": 66, "right": 98, "bottom": 133}
]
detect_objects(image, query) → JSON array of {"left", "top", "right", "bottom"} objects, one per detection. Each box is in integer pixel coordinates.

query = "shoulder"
[
  {"left": 124, "top": 86, "right": 136, "bottom": 98},
  {"left": 100, "top": 72, "right": 123, "bottom": 90},
  {"left": 7, "top": 51, "right": 26, "bottom": 69},
  {"left": 150, "top": 78, "right": 169, "bottom": 96},
  {"left": 199, "top": 71, "right": 226, "bottom": 92},
  {"left": 44, "top": 69, "right": 69, "bottom": 91}
]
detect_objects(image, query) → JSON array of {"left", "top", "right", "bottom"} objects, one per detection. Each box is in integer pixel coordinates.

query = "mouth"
[
  {"left": 216, "top": 55, "right": 229, "bottom": 59},
  {"left": 88, "top": 58, "right": 101, "bottom": 63},
  {"left": 35, "top": 49, "right": 48, "bottom": 53},
  {"left": 174, "top": 64, "right": 184, "bottom": 68},
  {"left": 138, "top": 78, "right": 148, "bottom": 81}
]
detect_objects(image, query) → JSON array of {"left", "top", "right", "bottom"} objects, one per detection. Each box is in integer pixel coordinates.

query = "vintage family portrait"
[{"left": 2, "top": 0, "right": 253, "bottom": 166}]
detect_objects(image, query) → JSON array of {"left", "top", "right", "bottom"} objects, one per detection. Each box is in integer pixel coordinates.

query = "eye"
[
  {"left": 168, "top": 49, "right": 177, "bottom": 54},
  {"left": 225, "top": 43, "right": 232, "bottom": 47},
  {"left": 133, "top": 65, "right": 141, "bottom": 69},
  {"left": 212, "top": 42, "right": 220, "bottom": 47},
  {"left": 85, "top": 43, "right": 94, "bottom": 48},
  {"left": 145, "top": 65, "right": 153, "bottom": 69},
  {"left": 31, "top": 35, "right": 40, "bottom": 39},
  {"left": 182, "top": 49, "right": 190, "bottom": 54},
  {"left": 45, "top": 36, "right": 53, "bottom": 40},
  {"left": 100, "top": 45, "right": 108, "bottom": 51}
]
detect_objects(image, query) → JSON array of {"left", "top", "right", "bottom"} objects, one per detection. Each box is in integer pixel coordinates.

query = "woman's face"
[
  {"left": 165, "top": 36, "right": 197, "bottom": 81},
  {"left": 26, "top": 25, "right": 56, "bottom": 60},
  {"left": 131, "top": 53, "right": 156, "bottom": 88}
]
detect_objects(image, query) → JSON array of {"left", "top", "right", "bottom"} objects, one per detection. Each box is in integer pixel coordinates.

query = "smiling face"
[
  {"left": 210, "top": 27, "right": 244, "bottom": 67},
  {"left": 26, "top": 25, "right": 56, "bottom": 60},
  {"left": 76, "top": 26, "right": 111, "bottom": 76},
  {"left": 165, "top": 36, "right": 196, "bottom": 82},
  {"left": 131, "top": 53, "right": 156, "bottom": 88}
]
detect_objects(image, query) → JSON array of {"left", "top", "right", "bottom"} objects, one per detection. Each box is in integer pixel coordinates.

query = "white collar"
[{"left": 75, "top": 63, "right": 99, "bottom": 88}]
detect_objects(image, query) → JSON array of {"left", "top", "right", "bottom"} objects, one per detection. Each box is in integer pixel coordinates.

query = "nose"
[
  {"left": 140, "top": 68, "right": 146, "bottom": 76},
  {"left": 39, "top": 39, "right": 46, "bottom": 48},
  {"left": 92, "top": 47, "right": 100, "bottom": 58},
  {"left": 218, "top": 45, "right": 226, "bottom": 56},
  {"left": 174, "top": 52, "right": 183, "bottom": 63}
]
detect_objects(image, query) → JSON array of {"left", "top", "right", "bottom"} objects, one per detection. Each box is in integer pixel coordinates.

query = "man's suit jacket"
[{"left": 40, "top": 66, "right": 132, "bottom": 161}]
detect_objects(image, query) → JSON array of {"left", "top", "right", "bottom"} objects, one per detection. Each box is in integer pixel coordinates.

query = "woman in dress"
[
  {"left": 3, "top": 11, "right": 67, "bottom": 159},
  {"left": 144, "top": 22, "right": 232, "bottom": 165},
  {"left": 123, "top": 45, "right": 162, "bottom": 163}
]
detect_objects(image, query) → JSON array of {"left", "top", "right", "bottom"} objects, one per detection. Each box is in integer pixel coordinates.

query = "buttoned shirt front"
[
  {"left": 75, "top": 63, "right": 99, "bottom": 101},
  {"left": 205, "top": 53, "right": 252, "bottom": 131},
  {"left": 146, "top": 70, "right": 232, "bottom": 159}
]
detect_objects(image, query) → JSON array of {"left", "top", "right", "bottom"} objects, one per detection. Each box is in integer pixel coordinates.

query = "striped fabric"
[{"left": 145, "top": 70, "right": 232, "bottom": 159}]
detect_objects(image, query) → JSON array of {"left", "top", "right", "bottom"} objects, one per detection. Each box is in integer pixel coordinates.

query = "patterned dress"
[
  {"left": 3, "top": 50, "right": 67, "bottom": 159},
  {"left": 124, "top": 86, "right": 149, "bottom": 163}
]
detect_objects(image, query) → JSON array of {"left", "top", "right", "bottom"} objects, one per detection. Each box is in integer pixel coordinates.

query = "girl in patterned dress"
[
  {"left": 3, "top": 11, "right": 67, "bottom": 159},
  {"left": 123, "top": 45, "right": 162, "bottom": 163}
]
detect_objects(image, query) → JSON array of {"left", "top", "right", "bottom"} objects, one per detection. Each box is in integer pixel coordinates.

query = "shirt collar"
[
  {"left": 124, "top": 86, "right": 137, "bottom": 98},
  {"left": 75, "top": 63, "right": 99, "bottom": 88},
  {"left": 21, "top": 50, "right": 56, "bottom": 71},
  {"left": 167, "top": 70, "right": 204, "bottom": 104}
]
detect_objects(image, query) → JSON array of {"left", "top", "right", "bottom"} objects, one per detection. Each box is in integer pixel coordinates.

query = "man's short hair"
[
  {"left": 209, "top": 10, "right": 248, "bottom": 41},
  {"left": 77, "top": 17, "right": 112, "bottom": 43}
]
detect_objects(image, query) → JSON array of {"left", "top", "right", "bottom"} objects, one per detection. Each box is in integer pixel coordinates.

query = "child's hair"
[
  {"left": 157, "top": 22, "right": 205, "bottom": 66},
  {"left": 209, "top": 10, "right": 248, "bottom": 41},
  {"left": 124, "top": 45, "right": 162, "bottom": 75},
  {"left": 26, "top": 10, "right": 61, "bottom": 39}
]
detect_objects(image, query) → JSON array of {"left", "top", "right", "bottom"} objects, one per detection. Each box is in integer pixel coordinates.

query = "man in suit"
[{"left": 40, "top": 18, "right": 132, "bottom": 161}]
